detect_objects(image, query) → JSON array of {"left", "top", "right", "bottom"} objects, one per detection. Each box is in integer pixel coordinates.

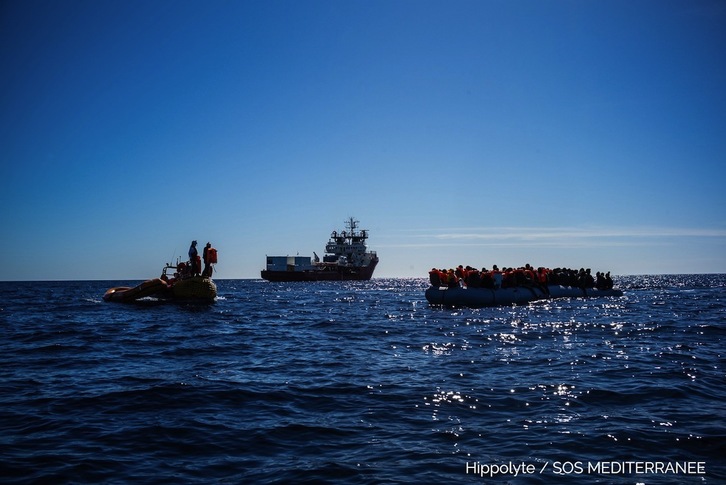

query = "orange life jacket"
[
  {"left": 208, "top": 248, "right": 218, "bottom": 264},
  {"left": 538, "top": 270, "right": 548, "bottom": 284}
]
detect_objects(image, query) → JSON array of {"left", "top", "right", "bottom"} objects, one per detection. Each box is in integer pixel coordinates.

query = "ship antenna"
[{"left": 347, "top": 216, "right": 359, "bottom": 235}]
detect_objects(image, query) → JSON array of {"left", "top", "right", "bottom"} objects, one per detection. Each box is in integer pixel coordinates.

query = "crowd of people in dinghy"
[{"left": 429, "top": 264, "right": 615, "bottom": 291}]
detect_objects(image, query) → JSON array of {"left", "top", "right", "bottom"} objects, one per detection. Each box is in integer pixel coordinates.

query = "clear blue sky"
[{"left": 2, "top": 0, "right": 725, "bottom": 280}]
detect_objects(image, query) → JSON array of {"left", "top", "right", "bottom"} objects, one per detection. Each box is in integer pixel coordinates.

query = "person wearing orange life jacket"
[
  {"left": 455, "top": 265, "right": 469, "bottom": 288},
  {"left": 537, "top": 267, "right": 551, "bottom": 295},
  {"left": 466, "top": 267, "right": 481, "bottom": 288},
  {"left": 537, "top": 267, "right": 549, "bottom": 285},
  {"left": 435, "top": 269, "right": 446, "bottom": 286},
  {"left": 524, "top": 264, "right": 537, "bottom": 286},
  {"left": 447, "top": 269, "right": 459, "bottom": 288},
  {"left": 203, "top": 242, "right": 218, "bottom": 278},
  {"left": 429, "top": 268, "right": 442, "bottom": 287},
  {"left": 504, "top": 268, "right": 519, "bottom": 288}
]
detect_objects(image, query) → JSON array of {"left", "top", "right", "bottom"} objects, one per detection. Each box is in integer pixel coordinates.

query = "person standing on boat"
[
  {"left": 202, "top": 242, "right": 216, "bottom": 277},
  {"left": 188, "top": 240, "right": 199, "bottom": 277}
]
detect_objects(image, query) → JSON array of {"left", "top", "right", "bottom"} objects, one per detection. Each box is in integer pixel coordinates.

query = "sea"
[{"left": 1, "top": 275, "right": 724, "bottom": 484}]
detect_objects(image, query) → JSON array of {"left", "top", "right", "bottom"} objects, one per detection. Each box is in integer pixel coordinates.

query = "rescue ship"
[{"left": 261, "top": 218, "right": 378, "bottom": 282}]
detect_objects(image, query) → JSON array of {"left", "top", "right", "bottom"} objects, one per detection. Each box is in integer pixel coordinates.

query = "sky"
[{"left": 1, "top": 0, "right": 725, "bottom": 280}]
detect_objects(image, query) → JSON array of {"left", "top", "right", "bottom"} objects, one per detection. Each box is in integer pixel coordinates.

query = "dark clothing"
[{"left": 189, "top": 243, "right": 199, "bottom": 276}]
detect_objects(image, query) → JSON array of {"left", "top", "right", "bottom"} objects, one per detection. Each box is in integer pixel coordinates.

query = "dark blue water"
[{"left": 1, "top": 275, "right": 724, "bottom": 484}]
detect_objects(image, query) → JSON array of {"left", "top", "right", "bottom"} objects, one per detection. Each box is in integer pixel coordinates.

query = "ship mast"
[{"left": 346, "top": 217, "right": 359, "bottom": 238}]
